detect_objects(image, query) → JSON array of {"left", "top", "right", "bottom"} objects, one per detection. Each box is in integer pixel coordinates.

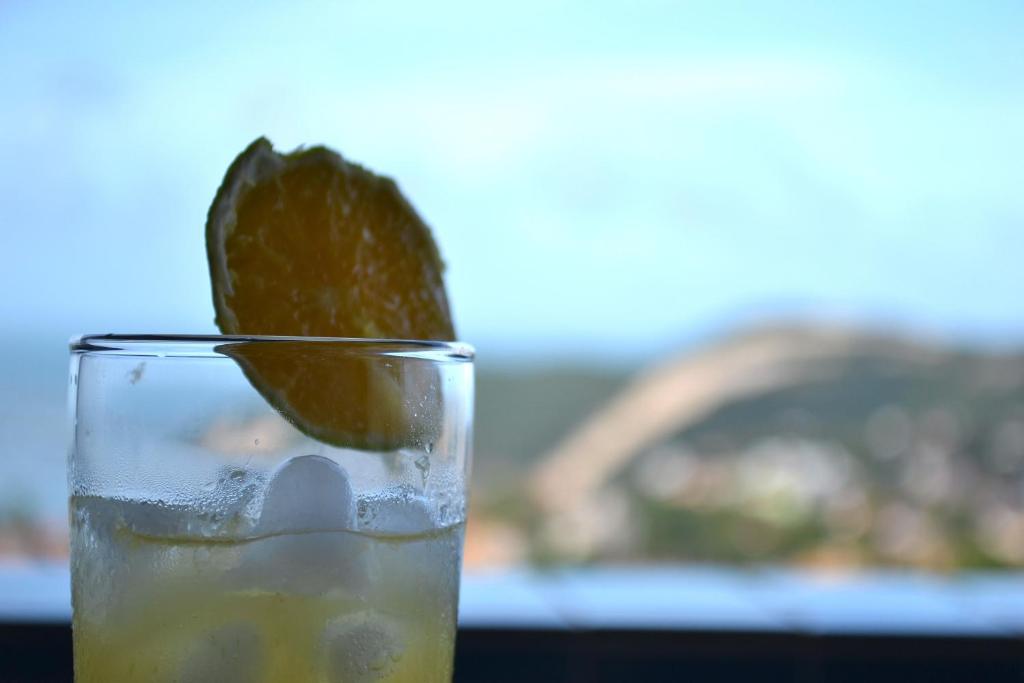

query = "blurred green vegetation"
[{"left": 471, "top": 331, "right": 1024, "bottom": 571}]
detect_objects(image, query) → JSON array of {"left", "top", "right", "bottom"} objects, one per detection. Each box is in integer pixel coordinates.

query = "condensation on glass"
[{"left": 68, "top": 334, "right": 474, "bottom": 683}]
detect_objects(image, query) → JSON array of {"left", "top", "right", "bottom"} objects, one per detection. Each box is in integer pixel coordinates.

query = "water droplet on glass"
[
  {"left": 413, "top": 454, "right": 431, "bottom": 487},
  {"left": 357, "top": 498, "right": 373, "bottom": 523}
]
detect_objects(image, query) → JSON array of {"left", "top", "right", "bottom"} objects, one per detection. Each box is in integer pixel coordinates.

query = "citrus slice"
[
  {"left": 207, "top": 137, "right": 454, "bottom": 340},
  {"left": 220, "top": 340, "right": 439, "bottom": 451},
  {"left": 206, "top": 137, "right": 455, "bottom": 450}
]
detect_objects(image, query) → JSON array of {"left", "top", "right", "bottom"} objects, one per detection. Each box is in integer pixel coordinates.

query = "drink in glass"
[{"left": 68, "top": 335, "right": 473, "bottom": 682}]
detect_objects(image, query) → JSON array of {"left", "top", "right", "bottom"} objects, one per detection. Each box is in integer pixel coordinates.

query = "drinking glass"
[{"left": 68, "top": 334, "right": 473, "bottom": 682}]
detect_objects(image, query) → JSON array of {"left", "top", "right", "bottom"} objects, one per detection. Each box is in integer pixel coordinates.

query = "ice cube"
[
  {"left": 87, "top": 466, "right": 263, "bottom": 542},
  {"left": 236, "top": 530, "right": 371, "bottom": 596},
  {"left": 356, "top": 486, "right": 435, "bottom": 535},
  {"left": 256, "top": 455, "right": 354, "bottom": 535},
  {"left": 235, "top": 455, "right": 366, "bottom": 595},
  {"left": 114, "top": 498, "right": 189, "bottom": 538},
  {"left": 193, "top": 466, "right": 264, "bottom": 537},
  {"left": 179, "top": 622, "right": 263, "bottom": 683},
  {"left": 324, "top": 611, "right": 404, "bottom": 683}
]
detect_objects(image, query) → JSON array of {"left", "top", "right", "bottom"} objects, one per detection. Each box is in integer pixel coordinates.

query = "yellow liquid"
[{"left": 70, "top": 495, "right": 462, "bottom": 682}]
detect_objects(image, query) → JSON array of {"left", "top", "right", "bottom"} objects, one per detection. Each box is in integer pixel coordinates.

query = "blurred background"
[{"left": 1, "top": 0, "right": 1023, "bottom": 578}]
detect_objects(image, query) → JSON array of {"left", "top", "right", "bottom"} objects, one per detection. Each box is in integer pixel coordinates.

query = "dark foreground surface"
[{"left": 3, "top": 622, "right": 1024, "bottom": 682}]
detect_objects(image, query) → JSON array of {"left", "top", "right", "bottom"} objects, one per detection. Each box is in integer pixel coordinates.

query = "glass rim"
[{"left": 71, "top": 333, "right": 475, "bottom": 361}]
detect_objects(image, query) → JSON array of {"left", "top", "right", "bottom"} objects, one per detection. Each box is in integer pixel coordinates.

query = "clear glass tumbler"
[{"left": 68, "top": 334, "right": 473, "bottom": 683}]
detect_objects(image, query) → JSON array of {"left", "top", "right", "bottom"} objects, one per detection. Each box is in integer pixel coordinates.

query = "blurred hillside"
[
  {"left": 467, "top": 324, "right": 1024, "bottom": 571},
  {"left": 2, "top": 322, "right": 1023, "bottom": 573},
  {"left": 473, "top": 368, "right": 630, "bottom": 490}
]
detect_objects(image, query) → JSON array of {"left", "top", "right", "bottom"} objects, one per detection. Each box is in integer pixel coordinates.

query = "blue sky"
[{"left": 1, "top": 1, "right": 1022, "bottom": 362}]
